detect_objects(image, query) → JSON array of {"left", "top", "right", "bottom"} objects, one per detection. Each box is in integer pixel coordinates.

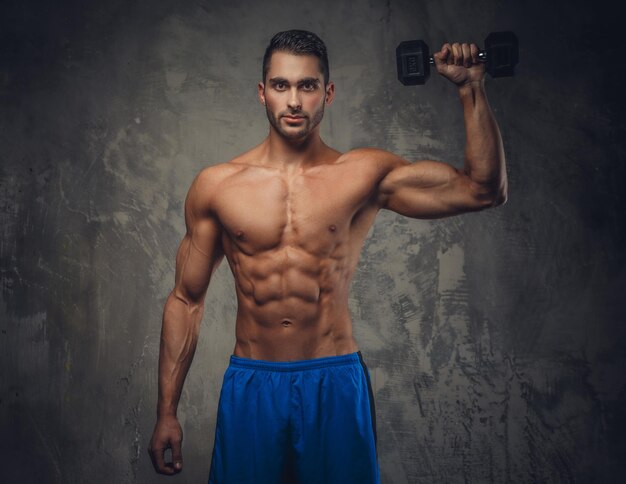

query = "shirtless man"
[{"left": 148, "top": 30, "right": 507, "bottom": 483}]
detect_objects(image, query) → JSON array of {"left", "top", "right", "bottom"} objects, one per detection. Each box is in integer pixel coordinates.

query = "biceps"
[
  {"left": 173, "top": 218, "right": 223, "bottom": 304},
  {"left": 379, "top": 161, "right": 482, "bottom": 218}
]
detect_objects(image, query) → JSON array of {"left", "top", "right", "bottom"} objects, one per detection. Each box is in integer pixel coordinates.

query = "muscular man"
[{"left": 148, "top": 30, "right": 507, "bottom": 483}]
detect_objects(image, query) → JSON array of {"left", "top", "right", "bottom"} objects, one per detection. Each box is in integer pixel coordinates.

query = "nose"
[{"left": 287, "top": 87, "right": 301, "bottom": 111}]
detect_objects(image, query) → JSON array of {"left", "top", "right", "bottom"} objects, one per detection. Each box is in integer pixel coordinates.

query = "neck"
[{"left": 263, "top": 126, "right": 326, "bottom": 169}]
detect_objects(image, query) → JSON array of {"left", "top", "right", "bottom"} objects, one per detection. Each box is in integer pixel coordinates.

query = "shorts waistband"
[{"left": 229, "top": 351, "right": 363, "bottom": 372}]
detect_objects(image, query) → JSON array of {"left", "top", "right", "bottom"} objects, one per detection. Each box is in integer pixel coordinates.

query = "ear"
[
  {"left": 324, "top": 81, "right": 335, "bottom": 105},
  {"left": 258, "top": 82, "right": 266, "bottom": 105}
]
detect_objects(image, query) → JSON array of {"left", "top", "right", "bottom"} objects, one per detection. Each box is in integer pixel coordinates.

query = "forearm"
[
  {"left": 458, "top": 80, "right": 507, "bottom": 200},
  {"left": 156, "top": 292, "right": 204, "bottom": 418}
]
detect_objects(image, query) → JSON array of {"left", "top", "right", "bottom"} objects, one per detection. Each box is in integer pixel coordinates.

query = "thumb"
[
  {"left": 171, "top": 439, "right": 183, "bottom": 472},
  {"left": 434, "top": 44, "right": 450, "bottom": 64}
]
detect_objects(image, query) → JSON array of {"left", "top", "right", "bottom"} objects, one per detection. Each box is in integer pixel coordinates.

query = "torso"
[{"left": 203, "top": 144, "right": 391, "bottom": 361}]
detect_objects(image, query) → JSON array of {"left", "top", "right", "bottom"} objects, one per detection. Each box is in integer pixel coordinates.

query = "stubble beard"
[{"left": 266, "top": 102, "right": 325, "bottom": 140}]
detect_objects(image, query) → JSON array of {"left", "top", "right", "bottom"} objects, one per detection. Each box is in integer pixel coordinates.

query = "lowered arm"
[{"left": 149, "top": 170, "right": 224, "bottom": 475}]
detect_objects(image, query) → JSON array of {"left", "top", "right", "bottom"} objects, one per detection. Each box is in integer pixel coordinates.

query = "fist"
[
  {"left": 148, "top": 415, "right": 184, "bottom": 475},
  {"left": 433, "top": 42, "right": 485, "bottom": 87}
]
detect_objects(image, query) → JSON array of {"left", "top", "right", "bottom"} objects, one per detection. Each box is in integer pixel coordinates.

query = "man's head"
[
  {"left": 259, "top": 30, "right": 334, "bottom": 141},
  {"left": 262, "top": 30, "right": 329, "bottom": 86}
]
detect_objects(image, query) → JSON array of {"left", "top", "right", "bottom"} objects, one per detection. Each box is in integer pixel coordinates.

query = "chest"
[{"left": 213, "top": 165, "right": 377, "bottom": 254}]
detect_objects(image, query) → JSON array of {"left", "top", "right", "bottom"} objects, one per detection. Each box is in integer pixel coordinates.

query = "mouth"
[{"left": 282, "top": 114, "right": 305, "bottom": 122}]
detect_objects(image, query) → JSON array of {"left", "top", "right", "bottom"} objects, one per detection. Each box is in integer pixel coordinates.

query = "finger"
[
  {"left": 151, "top": 445, "right": 174, "bottom": 475},
  {"left": 451, "top": 43, "right": 462, "bottom": 66},
  {"left": 434, "top": 43, "right": 451, "bottom": 64},
  {"left": 470, "top": 43, "right": 479, "bottom": 65},
  {"left": 461, "top": 43, "right": 472, "bottom": 67},
  {"left": 171, "top": 438, "right": 184, "bottom": 473}
]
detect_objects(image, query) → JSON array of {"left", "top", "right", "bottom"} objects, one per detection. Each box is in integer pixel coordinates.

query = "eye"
[
  {"left": 274, "top": 82, "right": 287, "bottom": 91},
  {"left": 301, "top": 82, "right": 316, "bottom": 91}
]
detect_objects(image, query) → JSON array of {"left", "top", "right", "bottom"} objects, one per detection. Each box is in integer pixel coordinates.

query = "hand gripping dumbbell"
[{"left": 396, "top": 31, "right": 519, "bottom": 85}]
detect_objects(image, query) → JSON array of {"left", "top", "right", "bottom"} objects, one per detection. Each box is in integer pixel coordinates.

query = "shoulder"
[
  {"left": 185, "top": 160, "right": 247, "bottom": 215},
  {"left": 338, "top": 147, "right": 410, "bottom": 177},
  {"left": 193, "top": 162, "right": 243, "bottom": 189},
  {"left": 189, "top": 163, "right": 235, "bottom": 196},
  {"left": 191, "top": 144, "right": 266, "bottom": 191}
]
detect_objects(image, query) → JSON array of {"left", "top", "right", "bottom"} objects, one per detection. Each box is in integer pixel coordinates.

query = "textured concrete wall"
[{"left": 2, "top": 0, "right": 625, "bottom": 482}]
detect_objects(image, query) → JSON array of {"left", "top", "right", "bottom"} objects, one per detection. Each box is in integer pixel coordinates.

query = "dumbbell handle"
[{"left": 428, "top": 51, "right": 487, "bottom": 65}]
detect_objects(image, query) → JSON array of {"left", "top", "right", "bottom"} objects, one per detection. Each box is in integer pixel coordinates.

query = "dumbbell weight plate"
[
  {"left": 485, "top": 31, "right": 519, "bottom": 77},
  {"left": 396, "top": 39, "right": 430, "bottom": 85}
]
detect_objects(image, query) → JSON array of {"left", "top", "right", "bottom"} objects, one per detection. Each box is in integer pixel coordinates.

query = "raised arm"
[
  {"left": 149, "top": 169, "right": 224, "bottom": 475},
  {"left": 377, "top": 41, "right": 508, "bottom": 219}
]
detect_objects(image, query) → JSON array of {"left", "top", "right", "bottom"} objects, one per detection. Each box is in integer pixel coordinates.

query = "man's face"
[{"left": 258, "top": 52, "right": 334, "bottom": 140}]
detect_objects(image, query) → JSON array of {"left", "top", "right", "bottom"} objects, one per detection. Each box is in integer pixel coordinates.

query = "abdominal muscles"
[{"left": 226, "top": 242, "right": 357, "bottom": 360}]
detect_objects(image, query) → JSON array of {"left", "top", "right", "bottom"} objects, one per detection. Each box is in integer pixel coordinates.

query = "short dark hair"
[{"left": 262, "top": 30, "right": 329, "bottom": 85}]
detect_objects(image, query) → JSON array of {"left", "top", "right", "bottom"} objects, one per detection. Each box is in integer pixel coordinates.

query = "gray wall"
[{"left": 2, "top": 0, "right": 625, "bottom": 482}]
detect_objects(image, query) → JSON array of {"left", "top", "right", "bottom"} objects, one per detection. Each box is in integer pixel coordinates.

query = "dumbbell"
[{"left": 396, "top": 31, "right": 519, "bottom": 85}]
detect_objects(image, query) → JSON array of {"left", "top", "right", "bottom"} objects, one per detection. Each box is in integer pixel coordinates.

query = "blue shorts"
[{"left": 208, "top": 351, "right": 380, "bottom": 483}]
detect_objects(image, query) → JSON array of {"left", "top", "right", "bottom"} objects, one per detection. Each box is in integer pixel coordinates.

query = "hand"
[
  {"left": 148, "top": 415, "right": 184, "bottom": 475},
  {"left": 433, "top": 42, "right": 485, "bottom": 87}
]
